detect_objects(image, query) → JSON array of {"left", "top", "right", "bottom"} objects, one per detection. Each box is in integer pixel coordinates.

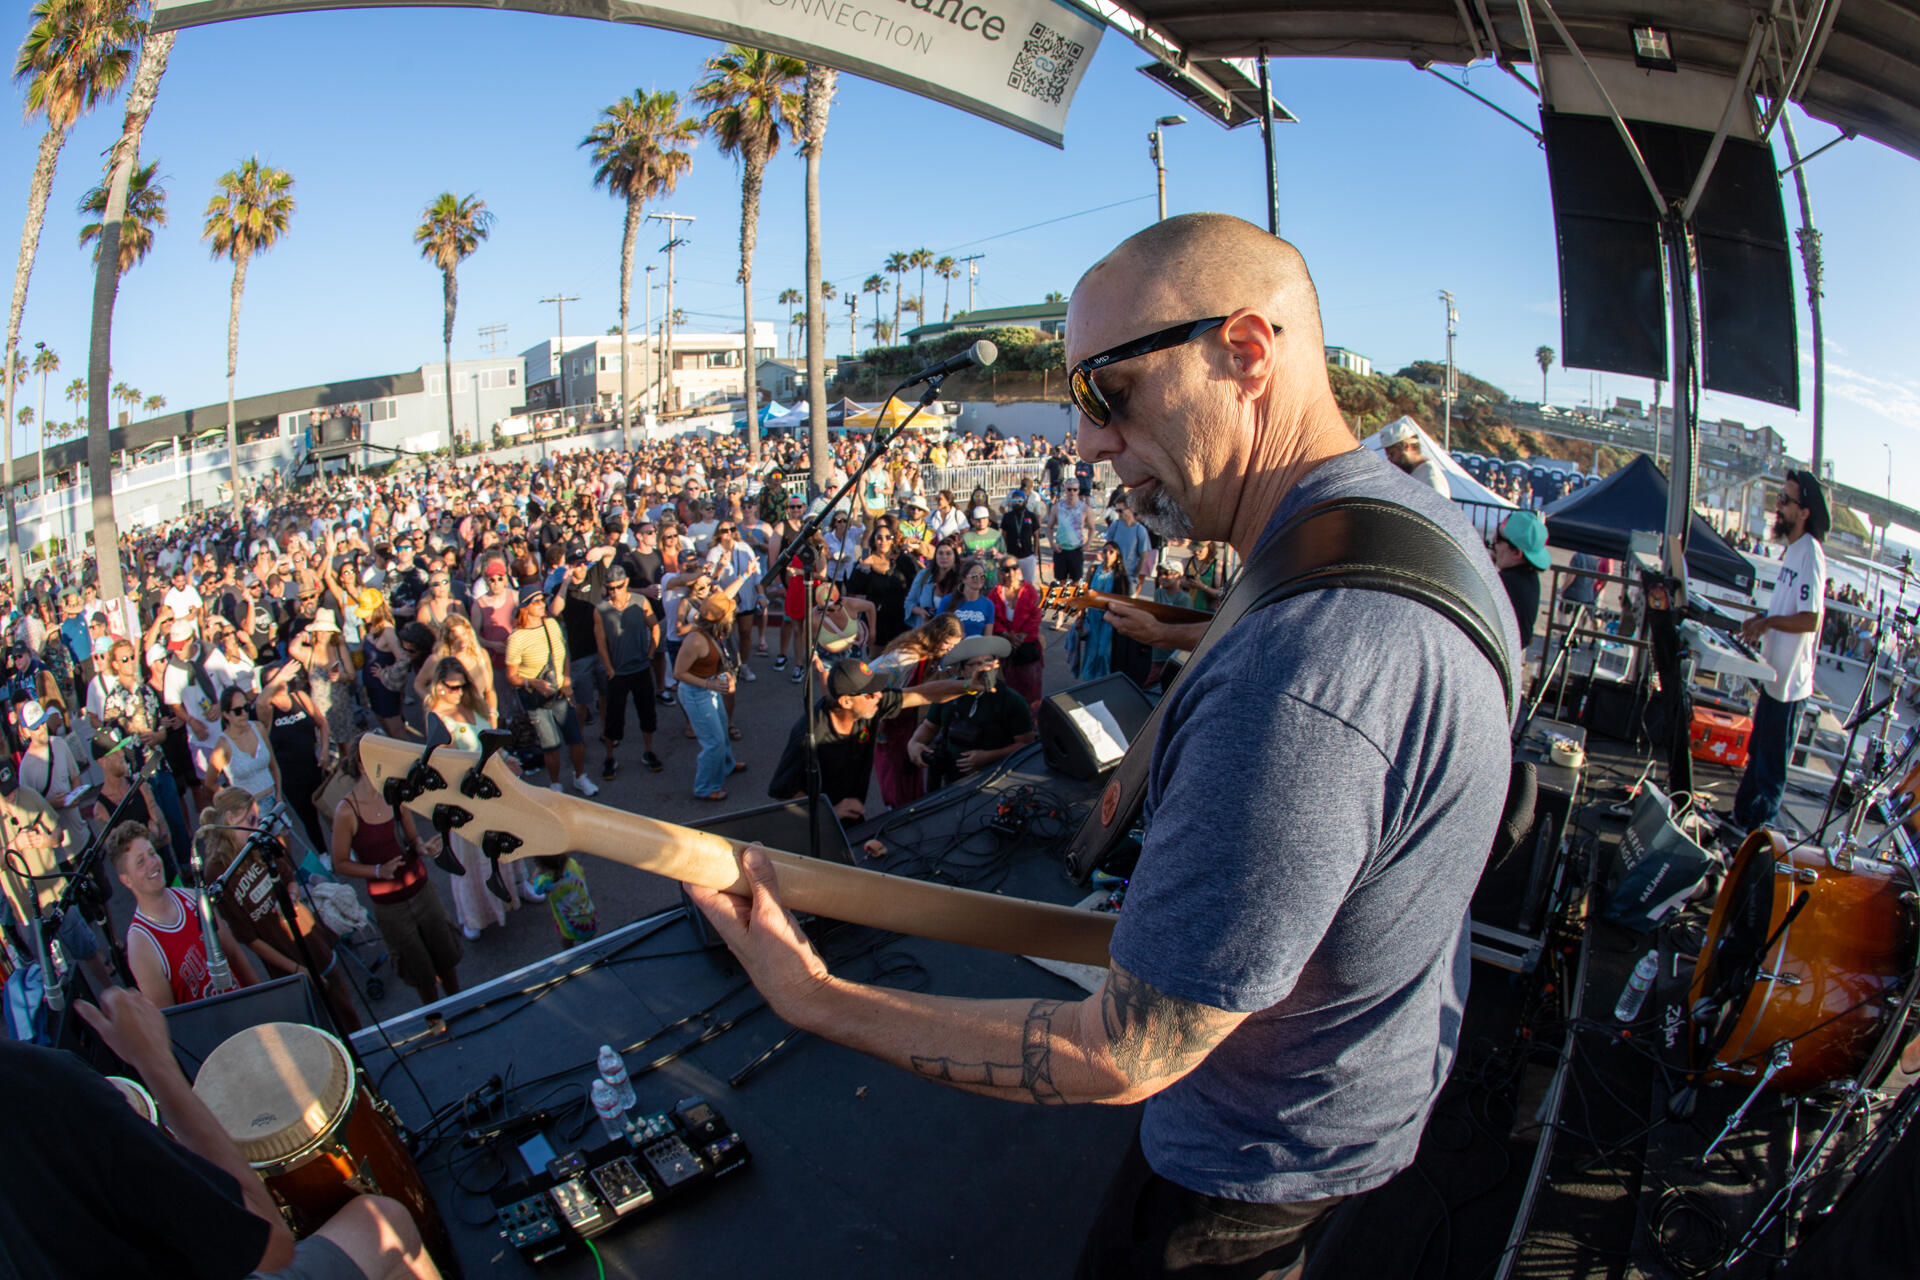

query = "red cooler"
[{"left": 1690, "top": 706, "right": 1753, "bottom": 770}]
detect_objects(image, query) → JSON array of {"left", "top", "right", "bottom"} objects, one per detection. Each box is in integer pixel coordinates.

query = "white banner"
[{"left": 152, "top": 0, "right": 1103, "bottom": 146}]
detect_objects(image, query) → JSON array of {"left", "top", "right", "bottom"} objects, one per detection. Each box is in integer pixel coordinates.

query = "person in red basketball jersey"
[{"left": 113, "top": 822, "right": 255, "bottom": 1008}]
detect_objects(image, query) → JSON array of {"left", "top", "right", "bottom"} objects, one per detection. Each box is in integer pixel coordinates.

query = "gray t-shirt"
[{"left": 1110, "top": 446, "right": 1520, "bottom": 1203}]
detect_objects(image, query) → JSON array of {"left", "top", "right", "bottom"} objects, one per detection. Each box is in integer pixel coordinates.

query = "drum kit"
[{"left": 1679, "top": 666, "right": 1920, "bottom": 1260}]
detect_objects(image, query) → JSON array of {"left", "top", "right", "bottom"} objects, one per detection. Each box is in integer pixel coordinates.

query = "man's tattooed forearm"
[
  {"left": 1099, "top": 967, "right": 1231, "bottom": 1082},
  {"left": 909, "top": 999, "right": 1069, "bottom": 1104}
]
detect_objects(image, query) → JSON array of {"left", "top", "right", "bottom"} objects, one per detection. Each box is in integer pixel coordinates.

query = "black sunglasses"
[{"left": 1069, "top": 315, "right": 1258, "bottom": 428}]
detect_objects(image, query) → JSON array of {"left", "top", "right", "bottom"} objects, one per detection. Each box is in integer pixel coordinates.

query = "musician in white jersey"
[{"left": 1731, "top": 470, "right": 1829, "bottom": 835}]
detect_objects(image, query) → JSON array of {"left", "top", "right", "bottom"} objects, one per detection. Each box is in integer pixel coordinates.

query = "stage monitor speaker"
[
  {"left": 1541, "top": 110, "right": 1798, "bottom": 408},
  {"left": 1472, "top": 780, "right": 1573, "bottom": 940},
  {"left": 679, "top": 800, "right": 854, "bottom": 949},
  {"left": 161, "top": 973, "right": 335, "bottom": 1083},
  {"left": 1039, "top": 675, "right": 1155, "bottom": 781}
]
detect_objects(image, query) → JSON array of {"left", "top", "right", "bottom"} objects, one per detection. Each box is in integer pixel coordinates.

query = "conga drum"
[
  {"left": 192, "top": 1022, "right": 459, "bottom": 1276},
  {"left": 105, "top": 1075, "right": 156, "bottom": 1124},
  {"left": 1688, "top": 830, "right": 1917, "bottom": 1093}
]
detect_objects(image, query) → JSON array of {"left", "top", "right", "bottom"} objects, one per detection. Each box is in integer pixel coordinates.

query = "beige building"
[{"left": 522, "top": 324, "right": 776, "bottom": 415}]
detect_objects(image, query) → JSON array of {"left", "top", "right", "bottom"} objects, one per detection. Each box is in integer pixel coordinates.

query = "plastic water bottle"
[
  {"left": 1613, "top": 950, "right": 1660, "bottom": 1022},
  {"left": 590, "top": 1078, "right": 625, "bottom": 1144},
  {"left": 597, "top": 1044, "right": 636, "bottom": 1112}
]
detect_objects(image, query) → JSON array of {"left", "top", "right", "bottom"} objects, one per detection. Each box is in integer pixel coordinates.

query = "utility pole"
[
  {"left": 646, "top": 212, "right": 694, "bottom": 415},
  {"left": 1438, "top": 290, "right": 1458, "bottom": 452},
  {"left": 1149, "top": 115, "right": 1187, "bottom": 222},
  {"left": 644, "top": 264, "right": 657, "bottom": 415},
  {"left": 537, "top": 293, "right": 577, "bottom": 405},
  {"left": 477, "top": 323, "right": 507, "bottom": 355},
  {"left": 958, "top": 253, "right": 984, "bottom": 316}
]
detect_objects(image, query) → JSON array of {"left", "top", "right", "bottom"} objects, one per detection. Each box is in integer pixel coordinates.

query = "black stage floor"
[
  {"left": 350, "top": 745, "right": 1140, "bottom": 1278},
  {"left": 346, "top": 711, "right": 1910, "bottom": 1280}
]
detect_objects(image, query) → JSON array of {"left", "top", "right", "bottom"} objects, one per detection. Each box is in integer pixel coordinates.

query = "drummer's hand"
[
  {"left": 75, "top": 987, "right": 179, "bottom": 1082},
  {"left": 686, "top": 845, "right": 831, "bottom": 1025}
]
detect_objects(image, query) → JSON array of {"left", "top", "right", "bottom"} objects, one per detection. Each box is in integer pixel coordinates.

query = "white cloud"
[{"left": 1824, "top": 362, "right": 1920, "bottom": 434}]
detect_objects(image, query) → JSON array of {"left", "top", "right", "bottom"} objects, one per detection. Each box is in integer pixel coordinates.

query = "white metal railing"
[{"left": 924, "top": 458, "right": 1117, "bottom": 502}]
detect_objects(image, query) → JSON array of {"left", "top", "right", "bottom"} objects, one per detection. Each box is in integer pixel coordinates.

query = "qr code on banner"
[{"left": 1008, "top": 22, "right": 1084, "bottom": 105}]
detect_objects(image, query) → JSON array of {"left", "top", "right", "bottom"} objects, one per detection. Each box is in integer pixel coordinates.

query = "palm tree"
[
  {"left": 142, "top": 392, "right": 163, "bottom": 412},
  {"left": 88, "top": 16, "right": 178, "bottom": 600},
  {"left": 693, "top": 46, "right": 805, "bottom": 466},
  {"left": 6, "top": 0, "right": 139, "bottom": 594},
  {"left": 902, "top": 296, "right": 923, "bottom": 328},
  {"left": 862, "top": 273, "right": 887, "bottom": 349},
  {"left": 909, "top": 248, "right": 932, "bottom": 331},
  {"left": 883, "top": 251, "right": 909, "bottom": 345},
  {"left": 1535, "top": 345, "right": 1555, "bottom": 402},
  {"left": 78, "top": 159, "right": 166, "bottom": 273},
  {"left": 583, "top": 88, "right": 697, "bottom": 450},
  {"left": 799, "top": 62, "right": 837, "bottom": 494},
  {"left": 31, "top": 344, "right": 56, "bottom": 501},
  {"left": 203, "top": 156, "right": 295, "bottom": 522},
  {"left": 777, "top": 287, "right": 802, "bottom": 358},
  {"left": 873, "top": 318, "right": 894, "bottom": 345},
  {"left": 64, "top": 377, "right": 84, "bottom": 430},
  {"left": 413, "top": 192, "right": 493, "bottom": 458},
  {"left": 935, "top": 255, "right": 958, "bottom": 321}
]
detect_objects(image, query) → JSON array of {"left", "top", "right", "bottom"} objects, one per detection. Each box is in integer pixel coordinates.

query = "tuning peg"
[
  {"left": 407, "top": 743, "right": 448, "bottom": 795},
  {"left": 429, "top": 804, "right": 472, "bottom": 876},
  {"left": 462, "top": 729, "right": 514, "bottom": 800},
  {"left": 481, "top": 830, "right": 523, "bottom": 903},
  {"left": 382, "top": 775, "right": 414, "bottom": 809}
]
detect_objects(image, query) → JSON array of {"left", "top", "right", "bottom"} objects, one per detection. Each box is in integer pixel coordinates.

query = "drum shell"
[
  {"left": 1688, "top": 831, "right": 1916, "bottom": 1092},
  {"left": 263, "top": 1084, "right": 442, "bottom": 1255}
]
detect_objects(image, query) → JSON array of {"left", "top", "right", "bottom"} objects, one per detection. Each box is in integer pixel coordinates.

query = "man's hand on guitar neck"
[{"left": 1101, "top": 598, "right": 1206, "bottom": 654}]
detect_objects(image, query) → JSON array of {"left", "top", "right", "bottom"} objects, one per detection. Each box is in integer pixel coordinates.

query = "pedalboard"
[{"left": 491, "top": 1095, "right": 750, "bottom": 1265}]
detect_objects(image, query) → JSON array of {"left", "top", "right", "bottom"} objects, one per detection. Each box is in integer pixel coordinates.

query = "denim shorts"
[{"left": 525, "top": 697, "right": 583, "bottom": 750}]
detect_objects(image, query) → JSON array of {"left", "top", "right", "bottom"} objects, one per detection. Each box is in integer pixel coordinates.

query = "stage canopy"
[
  {"left": 1543, "top": 454, "right": 1754, "bottom": 593},
  {"left": 1098, "top": 1, "right": 1920, "bottom": 164}
]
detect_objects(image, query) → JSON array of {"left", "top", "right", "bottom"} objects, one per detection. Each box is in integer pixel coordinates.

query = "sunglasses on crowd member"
[
  {"left": 1070, "top": 315, "right": 1276, "bottom": 428},
  {"left": 717, "top": 525, "right": 736, "bottom": 534},
  {"left": 439, "top": 678, "right": 467, "bottom": 692}
]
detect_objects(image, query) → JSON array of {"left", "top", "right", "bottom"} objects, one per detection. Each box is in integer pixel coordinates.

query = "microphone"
[{"left": 900, "top": 340, "right": 997, "bottom": 387}]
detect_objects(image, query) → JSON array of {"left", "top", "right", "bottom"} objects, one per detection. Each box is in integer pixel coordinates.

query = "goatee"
[
  {"left": 1129, "top": 485, "right": 1195, "bottom": 541},
  {"left": 1772, "top": 512, "right": 1792, "bottom": 541}
]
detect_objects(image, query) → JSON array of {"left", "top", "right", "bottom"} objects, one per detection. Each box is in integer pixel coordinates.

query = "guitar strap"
[{"left": 1063, "top": 496, "right": 1517, "bottom": 882}]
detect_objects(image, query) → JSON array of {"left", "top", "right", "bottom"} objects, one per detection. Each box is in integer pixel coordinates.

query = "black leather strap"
[{"left": 1063, "top": 496, "right": 1514, "bottom": 881}]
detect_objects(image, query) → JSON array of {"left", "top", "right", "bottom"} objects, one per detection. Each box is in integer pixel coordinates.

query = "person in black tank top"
[{"left": 259, "top": 662, "right": 330, "bottom": 853}]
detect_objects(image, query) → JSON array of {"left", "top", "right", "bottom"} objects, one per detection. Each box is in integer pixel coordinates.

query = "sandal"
[
  {"left": 697, "top": 789, "right": 728, "bottom": 802},
  {"left": 728, "top": 726, "right": 743, "bottom": 741},
  {"left": 732, "top": 761, "right": 749, "bottom": 774}
]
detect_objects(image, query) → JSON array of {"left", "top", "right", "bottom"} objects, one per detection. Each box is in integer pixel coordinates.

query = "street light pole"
[
  {"left": 537, "top": 292, "right": 578, "bottom": 407},
  {"left": 647, "top": 211, "right": 695, "bottom": 415},
  {"left": 644, "top": 264, "right": 657, "bottom": 415},
  {"left": 1438, "top": 290, "right": 1458, "bottom": 452},
  {"left": 1150, "top": 114, "right": 1187, "bottom": 222}
]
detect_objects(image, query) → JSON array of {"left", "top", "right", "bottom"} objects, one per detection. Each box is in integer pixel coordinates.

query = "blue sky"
[{"left": 4, "top": 5, "right": 1917, "bottom": 538}]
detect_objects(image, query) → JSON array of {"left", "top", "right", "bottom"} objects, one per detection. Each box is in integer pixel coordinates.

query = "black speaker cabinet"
[
  {"left": 1039, "top": 675, "right": 1155, "bottom": 781},
  {"left": 161, "top": 973, "right": 336, "bottom": 1082},
  {"left": 678, "top": 800, "right": 854, "bottom": 949}
]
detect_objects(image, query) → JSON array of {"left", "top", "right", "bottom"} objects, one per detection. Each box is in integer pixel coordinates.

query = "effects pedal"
[
  {"left": 590, "top": 1155, "right": 655, "bottom": 1216},
  {"left": 497, "top": 1193, "right": 565, "bottom": 1261},
  {"left": 547, "top": 1177, "right": 607, "bottom": 1235},
  {"left": 641, "top": 1134, "right": 704, "bottom": 1188}
]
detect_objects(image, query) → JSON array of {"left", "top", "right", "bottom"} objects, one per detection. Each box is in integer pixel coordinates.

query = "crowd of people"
[{"left": 0, "top": 423, "right": 1252, "bottom": 1036}]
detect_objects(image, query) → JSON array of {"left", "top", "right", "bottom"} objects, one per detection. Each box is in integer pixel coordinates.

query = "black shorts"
[
  {"left": 604, "top": 670, "right": 658, "bottom": 741},
  {"left": 1074, "top": 1131, "right": 1346, "bottom": 1280}
]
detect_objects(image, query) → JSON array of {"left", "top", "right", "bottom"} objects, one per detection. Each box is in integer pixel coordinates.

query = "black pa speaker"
[
  {"left": 161, "top": 973, "right": 337, "bottom": 1082},
  {"left": 678, "top": 800, "right": 854, "bottom": 950},
  {"left": 1038, "top": 675, "right": 1155, "bottom": 781}
]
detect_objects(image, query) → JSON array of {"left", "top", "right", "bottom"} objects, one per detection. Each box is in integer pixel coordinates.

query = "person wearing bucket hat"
[
  {"left": 1729, "top": 470, "right": 1830, "bottom": 836},
  {"left": 1379, "top": 420, "right": 1450, "bottom": 496},
  {"left": 909, "top": 634, "right": 1034, "bottom": 791},
  {"left": 1492, "top": 511, "right": 1550, "bottom": 648},
  {"left": 765, "top": 654, "right": 966, "bottom": 822}
]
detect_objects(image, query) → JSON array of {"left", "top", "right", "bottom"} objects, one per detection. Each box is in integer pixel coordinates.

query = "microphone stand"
[{"left": 771, "top": 374, "right": 950, "bottom": 864}]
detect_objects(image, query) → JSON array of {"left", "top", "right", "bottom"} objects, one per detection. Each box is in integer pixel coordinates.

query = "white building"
[
  {"left": 1325, "top": 346, "right": 1373, "bottom": 377},
  {"left": 521, "top": 324, "right": 776, "bottom": 417}
]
